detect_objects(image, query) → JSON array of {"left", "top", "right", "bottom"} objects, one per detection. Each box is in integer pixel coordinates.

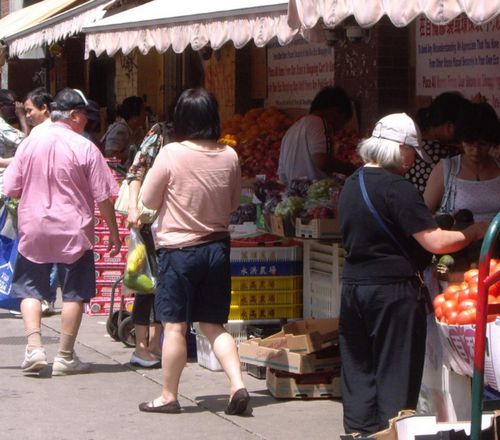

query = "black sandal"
[
  {"left": 225, "top": 388, "right": 250, "bottom": 415},
  {"left": 138, "top": 399, "right": 181, "bottom": 414}
]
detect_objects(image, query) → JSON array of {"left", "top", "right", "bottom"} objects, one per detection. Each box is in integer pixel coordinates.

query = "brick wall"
[
  {"left": 115, "top": 52, "right": 138, "bottom": 104},
  {"left": 334, "top": 17, "right": 411, "bottom": 135},
  {"left": 334, "top": 29, "right": 379, "bottom": 136}
]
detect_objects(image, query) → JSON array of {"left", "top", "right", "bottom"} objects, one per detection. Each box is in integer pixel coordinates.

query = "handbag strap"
[{"left": 358, "top": 167, "right": 418, "bottom": 273}]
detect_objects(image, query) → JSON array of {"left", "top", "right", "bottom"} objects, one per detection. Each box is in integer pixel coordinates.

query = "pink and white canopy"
[
  {"left": 287, "top": 0, "right": 500, "bottom": 30},
  {"left": 83, "top": 0, "right": 298, "bottom": 58}
]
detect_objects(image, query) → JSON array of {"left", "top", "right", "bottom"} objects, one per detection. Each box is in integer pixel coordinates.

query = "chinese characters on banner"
[
  {"left": 266, "top": 38, "right": 334, "bottom": 109},
  {"left": 416, "top": 15, "right": 500, "bottom": 115}
]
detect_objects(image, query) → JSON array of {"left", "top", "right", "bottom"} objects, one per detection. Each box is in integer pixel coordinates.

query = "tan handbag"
[{"left": 114, "top": 178, "right": 158, "bottom": 224}]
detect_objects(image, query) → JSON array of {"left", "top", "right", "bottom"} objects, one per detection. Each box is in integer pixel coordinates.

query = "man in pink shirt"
[{"left": 4, "top": 88, "right": 121, "bottom": 376}]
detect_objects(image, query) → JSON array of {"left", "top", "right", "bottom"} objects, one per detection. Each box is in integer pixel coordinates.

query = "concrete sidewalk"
[{"left": 0, "top": 310, "right": 344, "bottom": 440}]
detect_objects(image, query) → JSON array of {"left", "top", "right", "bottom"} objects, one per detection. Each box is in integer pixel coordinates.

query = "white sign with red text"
[{"left": 416, "top": 14, "right": 500, "bottom": 115}]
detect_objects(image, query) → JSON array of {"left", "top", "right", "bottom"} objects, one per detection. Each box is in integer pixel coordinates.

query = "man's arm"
[
  {"left": 0, "top": 157, "right": 13, "bottom": 168},
  {"left": 96, "top": 198, "right": 121, "bottom": 256}
]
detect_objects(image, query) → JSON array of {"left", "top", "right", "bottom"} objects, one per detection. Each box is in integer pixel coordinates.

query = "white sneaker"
[
  {"left": 21, "top": 346, "right": 48, "bottom": 373},
  {"left": 52, "top": 353, "right": 91, "bottom": 376}
]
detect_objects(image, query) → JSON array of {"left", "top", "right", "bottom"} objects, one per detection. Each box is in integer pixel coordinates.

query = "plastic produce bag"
[
  {"left": 123, "top": 229, "right": 155, "bottom": 294},
  {"left": 0, "top": 204, "right": 21, "bottom": 311}
]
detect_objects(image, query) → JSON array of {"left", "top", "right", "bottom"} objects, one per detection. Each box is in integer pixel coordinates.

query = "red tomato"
[
  {"left": 433, "top": 294, "right": 446, "bottom": 311},
  {"left": 434, "top": 306, "right": 443, "bottom": 321},
  {"left": 458, "top": 299, "right": 476, "bottom": 312},
  {"left": 456, "top": 310, "right": 475, "bottom": 325},
  {"left": 442, "top": 299, "right": 458, "bottom": 318},
  {"left": 459, "top": 281, "right": 469, "bottom": 290},
  {"left": 457, "top": 289, "right": 473, "bottom": 302},
  {"left": 447, "top": 310, "right": 459, "bottom": 325},
  {"left": 489, "top": 282, "right": 499, "bottom": 298},
  {"left": 444, "top": 285, "right": 462, "bottom": 301},
  {"left": 468, "top": 283, "right": 478, "bottom": 298},
  {"left": 488, "top": 295, "right": 496, "bottom": 304},
  {"left": 464, "top": 269, "right": 479, "bottom": 284},
  {"left": 467, "top": 308, "right": 476, "bottom": 323}
]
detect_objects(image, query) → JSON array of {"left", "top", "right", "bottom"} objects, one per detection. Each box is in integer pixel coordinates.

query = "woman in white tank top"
[{"left": 424, "top": 102, "right": 500, "bottom": 223}]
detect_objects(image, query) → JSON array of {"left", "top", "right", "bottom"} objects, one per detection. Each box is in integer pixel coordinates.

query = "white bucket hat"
[{"left": 372, "top": 113, "right": 432, "bottom": 163}]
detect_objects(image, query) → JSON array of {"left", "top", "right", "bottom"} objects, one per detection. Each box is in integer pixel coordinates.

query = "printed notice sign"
[
  {"left": 416, "top": 15, "right": 500, "bottom": 115},
  {"left": 267, "top": 38, "right": 334, "bottom": 109}
]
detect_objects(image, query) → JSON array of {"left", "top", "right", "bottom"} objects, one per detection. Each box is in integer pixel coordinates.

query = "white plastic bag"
[{"left": 123, "top": 229, "right": 155, "bottom": 294}]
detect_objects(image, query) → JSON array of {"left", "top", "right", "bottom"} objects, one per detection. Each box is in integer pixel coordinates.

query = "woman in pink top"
[{"left": 139, "top": 88, "right": 249, "bottom": 415}]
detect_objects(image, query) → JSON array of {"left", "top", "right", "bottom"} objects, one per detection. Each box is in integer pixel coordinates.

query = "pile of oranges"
[{"left": 433, "top": 259, "right": 500, "bottom": 325}]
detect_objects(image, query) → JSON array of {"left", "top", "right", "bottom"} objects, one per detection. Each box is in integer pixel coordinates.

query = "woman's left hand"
[{"left": 127, "top": 206, "right": 142, "bottom": 229}]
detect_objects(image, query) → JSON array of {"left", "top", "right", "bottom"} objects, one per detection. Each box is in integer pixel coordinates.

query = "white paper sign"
[
  {"left": 267, "top": 38, "right": 334, "bottom": 109},
  {"left": 416, "top": 14, "right": 500, "bottom": 115}
]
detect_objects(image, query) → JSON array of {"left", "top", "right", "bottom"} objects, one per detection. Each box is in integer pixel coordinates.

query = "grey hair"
[
  {"left": 50, "top": 110, "right": 72, "bottom": 122},
  {"left": 357, "top": 137, "right": 403, "bottom": 168}
]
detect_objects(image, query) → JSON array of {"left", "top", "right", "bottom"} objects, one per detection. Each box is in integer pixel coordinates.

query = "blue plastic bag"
[{"left": 0, "top": 204, "right": 21, "bottom": 311}]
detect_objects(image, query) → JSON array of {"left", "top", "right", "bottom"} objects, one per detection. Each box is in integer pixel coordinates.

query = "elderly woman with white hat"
[{"left": 337, "top": 113, "right": 488, "bottom": 436}]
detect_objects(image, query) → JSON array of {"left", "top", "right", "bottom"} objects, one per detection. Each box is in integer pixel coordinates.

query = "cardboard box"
[
  {"left": 94, "top": 227, "right": 129, "bottom": 246},
  {"left": 270, "top": 214, "right": 295, "bottom": 237},
  {"left": 95, "top": 266, "right": 124, "bottom": 284},
  {"left": 239, "top": 341, "right": 340, "bottom": 374},
  {"left": 238, "top": 318, "right": 340, "bottom": 374},
  {"left": 340, "top": 411, "right": 499, "bottom": 440},
  {"left": 436, "top": 318, "right": 500, "bottom": 391},
  {"left": 230, "top": 261, "right": 302, "bottom": 277},
  {"left": 264, "top": 318, "right": 339, "bottom": 354},
  {"left": 94, "top": 247, "right": 128, "bottom": 265},
  {"left": 266, "top": 368, "right": 342, "bottom": 399},
  {"left": 295, "top": 218, "right": 341, "bottom": 239},
  {"left": 85, "top": 296, "right": 134, "bottom": 316}
]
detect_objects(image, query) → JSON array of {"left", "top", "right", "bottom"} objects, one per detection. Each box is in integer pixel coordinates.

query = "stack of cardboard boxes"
[
  {"left": 239, "top": 318, "right": 341, "bottom": 398},
  {"left": 229, "top": 238, "right": 304, "bottom": 320},
  {"left": 85, "top": 160, "right": 132, "bottom": 315}
]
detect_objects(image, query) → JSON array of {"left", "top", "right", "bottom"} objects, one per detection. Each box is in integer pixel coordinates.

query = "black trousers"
[
  {"left": 131, "top": 225, "right": 160, "bottom": 326},
  {"left": 339, "top": 279, "right": 427, "bottom": 435}
]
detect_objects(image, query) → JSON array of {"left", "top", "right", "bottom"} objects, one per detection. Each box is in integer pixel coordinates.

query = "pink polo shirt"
[{"left": 4, "top": 121, "right": 118, "bottom": 264}]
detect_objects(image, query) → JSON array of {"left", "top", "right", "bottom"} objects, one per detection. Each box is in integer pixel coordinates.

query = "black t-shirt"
[{"left": 339, "top": 167, "right": 436, "bottom": 284}]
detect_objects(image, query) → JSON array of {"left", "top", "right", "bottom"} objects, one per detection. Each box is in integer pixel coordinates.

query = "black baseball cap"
[
  {"left": 50, "top": 88, "right": 89, "bottom": 111},
  {"left": 86, "top": 100, "right": 100, "bottom": 121}
]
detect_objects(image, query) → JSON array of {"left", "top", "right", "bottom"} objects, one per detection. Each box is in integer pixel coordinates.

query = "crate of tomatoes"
[{"left": 433, "top": 261, "right": 500, "bottom": 390}]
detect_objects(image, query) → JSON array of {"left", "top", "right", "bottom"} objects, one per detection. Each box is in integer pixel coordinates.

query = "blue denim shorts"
[
  {"left": 154, "top": 238, "right": 231, "bottom": 324},
  {"left": 11, "top": 250, "right": 96, "bottom": 302}
]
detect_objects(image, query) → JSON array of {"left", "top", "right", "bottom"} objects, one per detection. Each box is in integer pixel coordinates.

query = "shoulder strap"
[
  {"left": 439, "top": 156, "right": 459, "bottom": 214},
  {"left": 358, "top": 167, "right": 418, "bottom": 272},
  {"left": 322, "top": 118, "right": 333, "bottom": 156}
]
